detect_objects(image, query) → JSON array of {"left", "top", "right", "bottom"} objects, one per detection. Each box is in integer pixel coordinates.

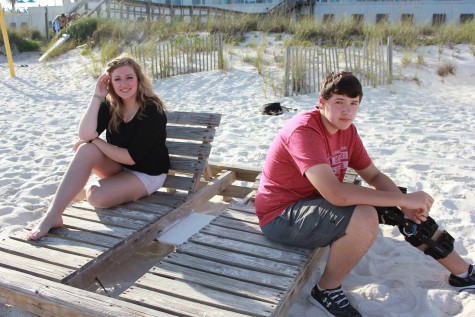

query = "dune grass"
[{"left": 4, "top": 13, "right": 474, "bottom": 60}]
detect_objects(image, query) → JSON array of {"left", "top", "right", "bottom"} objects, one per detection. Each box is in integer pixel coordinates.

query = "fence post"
[
  {"left": 387, "top": 36, "right": 393, "bottom": 84},
  {"left": 284, "top": 46, "right": 290, "bottom": 97}
]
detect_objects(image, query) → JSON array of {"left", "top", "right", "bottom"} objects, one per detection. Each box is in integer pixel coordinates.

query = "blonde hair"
[{"left": 105, "top": 53, "right": 167, "bottom": 132}]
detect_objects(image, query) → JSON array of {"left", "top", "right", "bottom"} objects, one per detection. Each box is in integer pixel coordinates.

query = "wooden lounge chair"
[{"left": 0, "top": 111, "right": 227, "bottom": 290}]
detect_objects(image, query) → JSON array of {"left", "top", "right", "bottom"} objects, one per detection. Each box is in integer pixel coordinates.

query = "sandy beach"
[{"left": 1, "top": 34, "right": 475, "bottom": 316}]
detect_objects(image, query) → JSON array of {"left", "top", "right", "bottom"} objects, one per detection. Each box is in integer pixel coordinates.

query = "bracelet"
[{"left": 93, "top": 94, "right": 104, "bottom": 102}]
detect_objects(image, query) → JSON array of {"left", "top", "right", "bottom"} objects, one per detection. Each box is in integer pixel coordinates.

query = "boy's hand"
[{"left": 400, "top": 191, "right": 433, "bottom": 224}]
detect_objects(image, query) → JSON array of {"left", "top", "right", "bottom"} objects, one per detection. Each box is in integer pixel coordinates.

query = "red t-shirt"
[{"left": 255, "top": 108, "right": 372, "bottom": 227}]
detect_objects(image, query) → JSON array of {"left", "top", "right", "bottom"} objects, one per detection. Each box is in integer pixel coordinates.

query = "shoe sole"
[
  {"left": 453, "top": 285, "right": 475, "bottom": 293},
  {"left": 307, "top": 295, "right": 336, "bottom": 317}
]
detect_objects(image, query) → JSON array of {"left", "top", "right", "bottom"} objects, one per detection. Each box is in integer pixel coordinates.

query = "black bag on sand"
[{"left": 260, "top": 102, "right": 283, "bottom": 115}]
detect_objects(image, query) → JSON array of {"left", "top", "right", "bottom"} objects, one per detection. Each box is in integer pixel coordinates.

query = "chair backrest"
[{"left": 162, "top": 111, "right": 221, "bottom": 194}]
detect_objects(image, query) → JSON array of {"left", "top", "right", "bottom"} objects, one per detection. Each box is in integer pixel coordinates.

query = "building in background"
[{"left": 314, "top": 0, "right": 474, "bottom": 26}]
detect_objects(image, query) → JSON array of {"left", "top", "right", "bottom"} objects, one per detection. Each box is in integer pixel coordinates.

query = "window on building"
[
  {"left": 460, "top": 14, "right": 474, "bottom": 24},
  {"left": 376, "top": 14, "right": 388, "bottom": 24},
  {"left": 9, "top": 22, "right": 16, "bottom": 29},
  {"left": 21, "top": 22, "right": 28, "bottom": 27},
  {"left": 323, "top": 14, "right": 335, "bottom": 23},
  {"left": 352, "top": 14, "right": 364, "bottom": 24},
  {"left": 432, "top": 14, "right": 446, "bottom": 26},
  {"left": 401, "top": 14, "right": 413, "bottom": 25}
]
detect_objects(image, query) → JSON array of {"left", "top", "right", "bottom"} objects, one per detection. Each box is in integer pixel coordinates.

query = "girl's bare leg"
[{"left": 27, "top": 144, "right": 122, "bottom": 240}]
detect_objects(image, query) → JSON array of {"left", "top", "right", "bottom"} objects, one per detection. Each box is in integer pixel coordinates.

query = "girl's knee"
[{"left": 86, "top": 186, "right": 113, "bottom": 208}]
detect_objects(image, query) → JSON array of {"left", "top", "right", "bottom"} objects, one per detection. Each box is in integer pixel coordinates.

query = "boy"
[{"left": 255, "top": 71, "right": 474, "bottom": 316}]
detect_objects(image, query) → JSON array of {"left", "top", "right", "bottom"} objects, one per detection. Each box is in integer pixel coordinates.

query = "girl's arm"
[
  {"left": 90, "top": 138, "right": 135, "bottom": 165},
  {"left": 78, "top": 73, "right": 110, "bottom": 141}
]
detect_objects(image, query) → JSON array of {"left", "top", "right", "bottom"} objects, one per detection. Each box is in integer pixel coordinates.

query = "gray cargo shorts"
[{"left": 260, "top": 196, "right": 356, "bottom": 249}]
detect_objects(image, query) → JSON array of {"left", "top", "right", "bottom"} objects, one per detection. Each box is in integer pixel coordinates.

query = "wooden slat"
[
  {"left": 74, "top": 201, "right": 162, "bottom": 222},
  {"left": 127, "top": 273, "right": 276, "bottom": 317},
  {"left": 177, "top": 242, "right": 300, "bottom": 277},
  {"left": 150, "top": 262, "right": 283, "bottom": 304},
  {"left": 0, "top": 238, "right": 90, "bottom": 270},
  {"left": 121, "top": 285, "right": 250, "bottom": 317},
  {"left": 63, "top": 206, "right": 149, "bottom": 230},
  {"left": 208, "top": 164, "right": 261, "bottom": 182},
  {"left": 47, "top": 227, "right": 122, "bottom": 248},
  {"left": 0, "top": 267, "right": 175, "bottom": 317},
  {"left": 220, "top": 208, "right": 260, "bottom": 224},
  {"left": 200, "top": 224, "right": 312, "bottom": 255},
  {"left": 166, "top": 140, "right": 211, "bottom": 157},
  {"left": 166, "top": 125, "right": 216, "bottom": 142},
  {"left": 210, "top": 216, "right": 262, "bottom": 234},
  {"left": 219, "top": 185, "right": 253, "bottom": 199},
  {"left": 162, "top": 174, "right": 196, "bottom": 191},
  {"left": 11, "top": 229, "right": 106, "bottom": 258},
  {"left": 34, "top": 216, "right": 135, "bottom": 239},
  {"left": 166, "top": 111, "right": 221, "bottom": 127},
  {"left": 169, "top": 156, "right": 206, "bottom": 173},
  {"left": 0, "top": 252, "right": 74, "bottom": 282},
  {"left": 188, "top": 233, "right": 308, "bottom": 265},
  {"left": 162, "top": 253, "right": 294, "bottom": 290}
]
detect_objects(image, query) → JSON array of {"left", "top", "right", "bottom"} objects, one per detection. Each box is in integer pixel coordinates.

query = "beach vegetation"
[
  {"left": 437, "top": 60, "right": 457, "bottom": 77},
  {"left": 0, "top": 25, "right": 42, "bottom": 52}
]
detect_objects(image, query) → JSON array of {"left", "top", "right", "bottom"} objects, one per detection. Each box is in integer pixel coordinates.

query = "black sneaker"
[
  {"left": 308, "top": 285, "right": 362, "bottom": 317},
  {"left": 449, "top": 264, "right": 475, "bottom": 292}
]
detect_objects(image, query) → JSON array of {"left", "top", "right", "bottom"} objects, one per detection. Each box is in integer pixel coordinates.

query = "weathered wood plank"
[
  {"left": 0, "top": 238, "right": 90, "bottom": 270},
  {"left": 162, "top": 174, "right": 196, "bottom": 191},
  {"left": 220, "top": 208, "right": 260, "bottom": 224},
  {"left": 208, "top": 164, "right": 261, "bottom": 182},
  {"left": 151, "top": 262, "right": 284, "bottom": 304},
  {"left": 177, "top": 242, "right": 301, "bottom": 277},
  {"left": 167, "top": 111, "right": 221, "bottom": 127},
  {"left": 210, "top": 216, "right": 262, "bottom": 234},
  {"left": 74, "top": 201, "right": 162, "bottom": 222},
  {"left": 162, "top": 253, "right": 294, "bottom": 290},
  {"left": 188, "top": 233, "right": 308, "bottom": 265},
  {"left": 219, "top": 185, "right": 253, "bottom": 199},
  {"left": 199, "top": 224, "right": 312, "bottom": 255},
  {"left": 47, "top": 227, "right": 122, "bottom": 248},
  {"left": 63, "top": 207, "right": 149, "bottom": 230},
  {"left": 129, "top": 273, "right": 276, "bottom": 317},
  {"left": 11, "top": 229, "right": 106, "bottom": 258},
  {"left": 121, "top": 285, "right": 251, "bottom": 317},
  {"left": 166, "top": 125, "right": 216, "bottom": 142},
  {"left": 166, "top": 141, "right": 211, "bottom": 157},
  {"left": 0, "top": 251, "right": 74, "bottom": 282},
  {"left": 0, "top": 267, "right": 175, "bottom": 317},
  {"left": 169, "top": 156, "right": 206, "bottom": 173},
  {"left": 59, "top": 216, "right": 136, "bottom": 239}
]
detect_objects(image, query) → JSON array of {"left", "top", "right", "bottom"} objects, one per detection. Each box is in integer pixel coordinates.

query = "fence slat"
[{"left": 284, "top": 39, "right": 392, "bottom": 96}]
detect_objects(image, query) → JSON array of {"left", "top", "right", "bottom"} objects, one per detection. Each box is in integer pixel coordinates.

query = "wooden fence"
[
  {"left": 129, "top": 33, "right": 224, "bottom": 80},
  {"left": 284, "top": 37, "right": 393, "bottom": 96}
]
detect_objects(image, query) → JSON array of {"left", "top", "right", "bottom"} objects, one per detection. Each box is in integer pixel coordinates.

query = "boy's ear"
[{"left": 318, "top": 96, "right": 325, "bottom": 109}]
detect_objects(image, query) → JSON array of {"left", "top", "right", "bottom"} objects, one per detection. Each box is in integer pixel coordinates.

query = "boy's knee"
[{"left": 352, "top": 205, "right": 379, "bottom": 237}]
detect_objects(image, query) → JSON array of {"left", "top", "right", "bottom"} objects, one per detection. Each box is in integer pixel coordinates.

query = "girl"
[{"left": 27, "top": 54, "right": 170, "bottom": 240}]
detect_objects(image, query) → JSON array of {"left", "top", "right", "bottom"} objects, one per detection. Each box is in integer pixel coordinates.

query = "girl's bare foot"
[{"left": 26, "top": 213, "right": 64, "bottom": 240}]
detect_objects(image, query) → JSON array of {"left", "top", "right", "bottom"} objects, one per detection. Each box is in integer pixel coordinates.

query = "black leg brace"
[{"left": 376, "top": 205, "right": 454, "bottom": 260}]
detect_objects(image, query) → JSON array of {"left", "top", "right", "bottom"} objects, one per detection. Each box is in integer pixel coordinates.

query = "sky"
[{"left": 1, "top": 0, "right": 63, "bottom": 11}]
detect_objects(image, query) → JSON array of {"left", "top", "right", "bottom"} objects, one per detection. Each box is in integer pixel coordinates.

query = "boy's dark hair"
[{"left": 319, "top": 71, "right": 363, "bottom": 101}]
